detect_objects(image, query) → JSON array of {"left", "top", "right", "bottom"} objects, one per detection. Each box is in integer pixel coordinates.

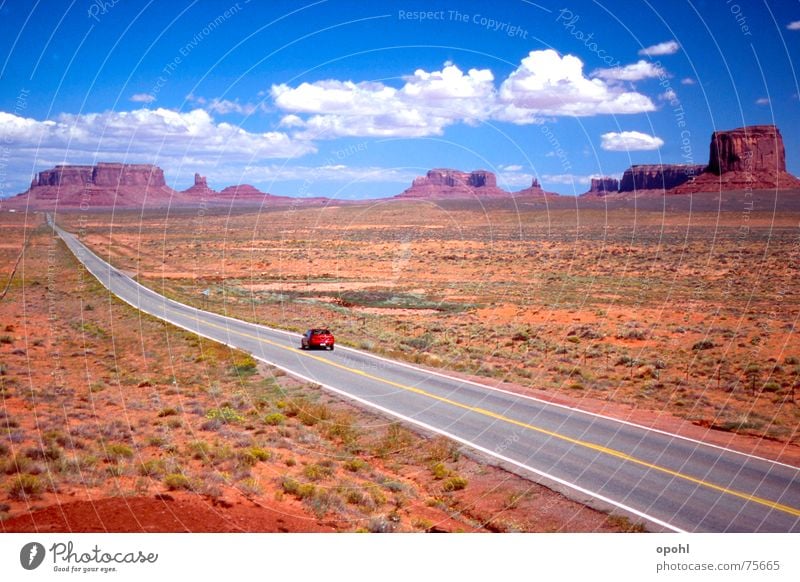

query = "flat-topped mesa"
[
  {"left": 398, "top": 168, "right": 509, "bottom": 198},
  {"left": 619, "top": 164, "right": 706, "bottom": 192},
  {"left": 583, "top": 177, "right": 620, "bottom": 196},
  {"left": 36, "top": 163, "right": 167, "bottom": 188},
  {"left": 708, "top": 125, "right": 785, "bottom": 175},
  {"left": 12, "top": 162, "right": 175, "bottom": 208},
  {"left": 673, "top": 124, "right": 800, "bottom": 192}
]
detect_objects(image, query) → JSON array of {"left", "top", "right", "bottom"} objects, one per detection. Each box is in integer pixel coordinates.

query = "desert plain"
[{"left": 1, "top": 190, "right": 799, "bottom": 532}]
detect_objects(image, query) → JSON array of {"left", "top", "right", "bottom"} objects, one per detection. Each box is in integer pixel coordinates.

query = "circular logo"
[{"left": 20, "top": 542, "right": 46, "bottom": 570}]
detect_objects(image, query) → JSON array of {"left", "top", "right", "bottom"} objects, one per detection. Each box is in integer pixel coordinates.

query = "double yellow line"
[{"left": 166, "top": 304, "right": 800, "bottom": 521}]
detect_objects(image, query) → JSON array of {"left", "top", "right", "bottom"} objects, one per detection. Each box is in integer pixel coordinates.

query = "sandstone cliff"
[
  {"left": 619, "top": 164, "right": 706, "bottom": 193},
  {"left": 13, "top": 163, "right": 176, "bottom": 207},
  {"left": 674, "top": 125, "right": 800, "bottom": 192},
  {"left": 181, "top": 173, "right": 216, "bottom": 196},
  {"left": 398, "top": 169, "right": 510, "bottom": 198},
  {"left": 582, "top": 177, "right": 620, "bottom": 196}
]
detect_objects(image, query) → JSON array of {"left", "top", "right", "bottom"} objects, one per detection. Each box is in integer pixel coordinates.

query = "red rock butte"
[
  {"left": 8, "top": 163, "right": 176, "bottom": 208},
  {"left": 673, "top": 124, "right": 800, "bottom": 192},
  {"left": 397, "top": 168, "right": 509, "bottom": 198},
  {"left": 397, "top": 169, "right": 557, "bottom": 199}
]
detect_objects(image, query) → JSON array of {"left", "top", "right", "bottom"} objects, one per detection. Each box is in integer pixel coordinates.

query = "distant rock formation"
[
  {"left": 218, "top": 184, "right": 265, "bottom": 197},
  {"left": 515, "top": 177, "right": 549, "bottom": 197},
  {"left": 619, "top": 164, "right": 706, "bottom": 193},
  {"left": 10, "top": 163, "right": 176, "bottom": 207},
  {"left": 673, "top": 125, "right": 800, "bottom": 192},
  {"left": 397, "top": 169, "right": 510, "bottom": 198},
  {"left": 182, "top": 173, "right": 215, "bottom": 196},
  {"left": 582, "top": 177, "right": 620, "bottom": 196},
  {"left": 37, "top": 163, "right": 167, "bottom": 188}
]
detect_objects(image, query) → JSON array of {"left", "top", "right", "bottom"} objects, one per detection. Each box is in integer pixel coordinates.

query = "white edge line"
[{"left": 53, "top": 221, "right": 687, "bottom": 532}]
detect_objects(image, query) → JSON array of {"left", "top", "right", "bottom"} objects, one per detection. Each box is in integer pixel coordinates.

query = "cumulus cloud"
[
  {"left": 593, "top": 60, "right": 666, "bottom": 82},
  {"left": 681, "top": 78, "right": 696, "bottom": 85},
  {"left": 130, "top": 93, "right": 156, "bottom": 103},
  {"left": 272, "top": 63, "right": 496, "bottom": 139},
  {"left": 601, "top": 131, "right": 664, "bottom": 151},
  {"left": 787, "top": 21, "right": 800, "bottom": 30},
  {"left": 497, "top": 51, "right": 656, "bottom": 121},
  {"left": 756, "top": 97, "right": 770, "bottom": 105},
  {"left": 638, "top": 40, "right": 680, "bottom": 56},
  {"left": 272, "top": 50, "right": 656, "bottom": 137},
  {"left": 0, "top": 108, "right": 315, "bottom": 161}
]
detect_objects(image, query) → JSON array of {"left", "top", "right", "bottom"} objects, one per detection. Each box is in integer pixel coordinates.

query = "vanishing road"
[{"left": 50, "top": 216, "right": 800, "bottom": 533}]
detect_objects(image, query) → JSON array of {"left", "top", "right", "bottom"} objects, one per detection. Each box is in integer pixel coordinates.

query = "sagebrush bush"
[{"left": 8, "top": 474, "right": 43, "bottom": 499}]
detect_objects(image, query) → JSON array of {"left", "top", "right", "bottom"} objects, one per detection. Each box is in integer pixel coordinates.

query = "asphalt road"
[{"left": 50, "top": 216, "right": 800, "bottom": 533}]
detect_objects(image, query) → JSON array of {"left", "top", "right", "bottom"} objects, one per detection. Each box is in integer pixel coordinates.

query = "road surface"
[{"left": 50, "top": 216, "right": 800, "bottom": 533}]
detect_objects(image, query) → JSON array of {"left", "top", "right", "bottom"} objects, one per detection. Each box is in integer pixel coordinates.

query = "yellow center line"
[{"left": 157, "top": 302, "right": 800, "bottom": 519}]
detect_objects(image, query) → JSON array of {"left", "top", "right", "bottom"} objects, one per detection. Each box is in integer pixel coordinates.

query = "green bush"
[
  {"left": 430, "top": 462, "right": 449, "bottom": 480},
  {"left": 138, "top": 459, "right": 166, "bottom": 477},
  {"left": 442, "top": 475, "right": 468, "bottom": 492},
  {"left": 164, "top": 473, "right": 192, "bottom": 491},
  {"left": 303, "top": 463, "right": 333, "bottom": 481},
  {"left": 8, "top": 474, "right": 44, "bottom": 499},
  {"left": 104, "top": 443, "right": 134, "bottom": 461},
  {"left": 281, "top": 476, "right": 316, "bottom": 499},
  {"left": 263, "top": 412, "right": 286, "bottom": 426},
  {"left": 205, "top": 406, "right": 244, "bottom": 424},
  {"left": 343, "top": 458, "right": 368, "bottom": 473}
]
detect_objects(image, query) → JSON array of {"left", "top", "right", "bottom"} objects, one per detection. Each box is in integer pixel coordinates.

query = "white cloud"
[
  {"left": 542, "top": 173, "right": 592, "bottom": 185},
  {"left": 272, "top": 51, "right": 656, "bottom": 137},
  {"left": 601, "top": 131, "right": 664, "bottom": 151},
  {"left": 681, "top": 78, "right": 696, "bottom": 85},
  {"left": 501, "top": 164, "right": 523, "bottom": 172},
  {"left": 496, "top": 50, "right": 656, "bottom": 121},
  {"left": 638, "top": 40, "right": 680, "bottom": 56},
  {"left": 187, "top": 94, "right": 265, "bottom": 115},
  {"left": 272, "top": 63, "right": 496, "bottom": 139},
  {"left": 0, "top": 108, "right": 315, "bottom": 162},
  {"left": 593, "top": 60, "right": 666, "bottom": 82},
  {"left": 787, "top": 21, "right": 800, "bottom": 30},
  {"left": 659, "top": 89, "right": 678, "bottom": 102},
  {"left": 756, "top": 97, "right": 770, "bottom": 105},
  {"left": 130, "top": 93, "right": 156, "bottom": 103}
]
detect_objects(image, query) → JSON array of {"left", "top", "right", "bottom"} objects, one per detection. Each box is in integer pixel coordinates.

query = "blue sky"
[{"left": 1, "top": 0, "right": 798, "bottom": 198}]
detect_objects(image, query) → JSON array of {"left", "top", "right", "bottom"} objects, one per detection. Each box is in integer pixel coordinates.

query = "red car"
[{"left": 301, "top": 328, "right": 335, "bottom": 350}]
